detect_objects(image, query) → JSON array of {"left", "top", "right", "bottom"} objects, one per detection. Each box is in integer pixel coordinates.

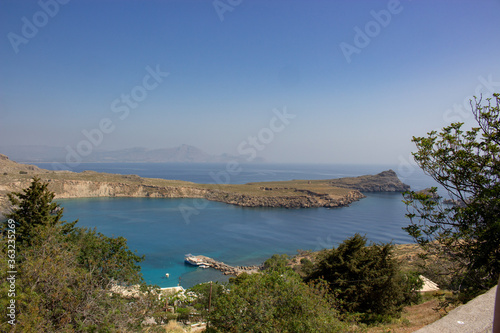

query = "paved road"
[{"left": 415, "top": 285, "right": 497, "bottom": 333}]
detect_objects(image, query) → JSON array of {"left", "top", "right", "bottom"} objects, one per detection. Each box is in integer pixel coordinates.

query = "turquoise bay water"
[{"left": 44, "top": 163, "right": 437, "bottom": 288}]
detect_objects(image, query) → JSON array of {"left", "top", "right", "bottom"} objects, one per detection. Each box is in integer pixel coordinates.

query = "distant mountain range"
[{"left": 0, "top": 145, "right": 265, "bottom": 164}]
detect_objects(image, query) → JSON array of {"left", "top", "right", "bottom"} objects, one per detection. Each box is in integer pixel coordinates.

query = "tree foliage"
[
  {"left": 4, "top": 176, "right": 76, "bottom": 247},
  {"left": 0, "top": 178, "right": 163, "bottom": 332},
  {"left": 70, "top": 227, "right": 144, "bottom": 287},
  {"left": 306, "top": 234, "right": 422, "bottom": 323},
  {"left": 403, "top": 93, "right": 500, "bottom": 298},
  {"left": 262, "top": 253, "right": 290, "bottom": 273},
  {"left": 188, "top": 281, "right": 226, "bottom": 321},
  {"left": 207, "top": 269, "right": 347, "bottom": 333}
]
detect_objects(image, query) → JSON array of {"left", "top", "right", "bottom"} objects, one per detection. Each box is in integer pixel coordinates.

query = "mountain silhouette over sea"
[{"left": 0, "top": 144, "right": 265, "bottom": 163}]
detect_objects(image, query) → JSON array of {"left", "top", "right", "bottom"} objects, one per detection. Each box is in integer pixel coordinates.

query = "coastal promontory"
[{"left": 0, "top": 154, "right": 410, "bottom": 214}]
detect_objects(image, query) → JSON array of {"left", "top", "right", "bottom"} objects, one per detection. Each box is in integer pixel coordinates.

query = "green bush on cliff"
[
  {"left": 262, "top": 253, "right": 290, "bottom": 273},
  {"left": 207, "top": 270, "right": 347, "bottom": 333},
  {"left": 305, "top": 234, "right": 422, "bottom": 323}
]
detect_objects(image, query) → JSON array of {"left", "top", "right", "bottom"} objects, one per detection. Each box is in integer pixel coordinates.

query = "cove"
[{"left": 59, "top": 192, "right": 413, "bottom": 288}]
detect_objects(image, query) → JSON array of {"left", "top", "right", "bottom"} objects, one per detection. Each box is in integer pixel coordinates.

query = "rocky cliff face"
[
  {"left": 0, "top": 155, "right": 409, "bottom": 212},
  {"left": 328, "top": 170, "right": 410, "bottom": 192},
  {"left": 205, "top": 189, "right": 365, "bottom": 208},
  {"left": 48, "top": 179, "right": 208, "bottom": 199},
  {"left": 42, "top": 179, "right": 365, "bottom": 209}
]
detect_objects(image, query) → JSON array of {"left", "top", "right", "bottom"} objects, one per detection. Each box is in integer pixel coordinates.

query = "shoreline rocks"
[
  {"left": 187, "top": 255, "right": 262, "bottom": 276},
  {"left": 0, "top": 155, "right": 411, "bottom": 212}
]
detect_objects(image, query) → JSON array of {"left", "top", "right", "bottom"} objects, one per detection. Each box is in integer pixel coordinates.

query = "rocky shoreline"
[
  {"left": 186, "top": 255, "right": 262, "bottom": 276},
  {"left": 0, "top": 154, "right": 411, "bottom": 213},
  {"left": 203, "top": 187, "right": 366, "bottom": 208}
]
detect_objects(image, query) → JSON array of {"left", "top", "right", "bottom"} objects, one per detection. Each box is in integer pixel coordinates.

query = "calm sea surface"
[{"left": 37, "top": 163, "right": 438, "bottom": 288}]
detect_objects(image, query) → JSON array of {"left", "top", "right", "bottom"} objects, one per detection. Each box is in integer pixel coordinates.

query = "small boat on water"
[
  {"left": 184, "top": 254, "right": 200, "bottom": 266},
  {"left": 185, "top": 254, "right": 211, "bottom": 267}
]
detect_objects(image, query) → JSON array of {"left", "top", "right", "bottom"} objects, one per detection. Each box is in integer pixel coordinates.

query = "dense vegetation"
[
  {"left": 0, "top": 177, "right": 165, "bottom": 332},
  {"left": 404, "top": 93, "right": 500, "bottom": 301},
  {"left": 208, "top": 271, "right": 346, "bottom": 332},
  {"left": 305, "top": 234, "right": 422, "bottom": 323}
]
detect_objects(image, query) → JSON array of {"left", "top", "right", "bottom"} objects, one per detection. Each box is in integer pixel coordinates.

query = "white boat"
[
  {"left": 185, "top": 254, "right": 211, "bottom": 268},
  {"left": 184, "top": 254, "right": 204, "bottom": 266}
]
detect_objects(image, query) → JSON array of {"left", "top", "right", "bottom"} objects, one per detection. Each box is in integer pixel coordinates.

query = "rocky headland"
[
  {"left": 326, "top": 169, "right": 411, "bottom": 192},
  {"left": 0, "top": 154, "right": 410, "bottom": 214}
]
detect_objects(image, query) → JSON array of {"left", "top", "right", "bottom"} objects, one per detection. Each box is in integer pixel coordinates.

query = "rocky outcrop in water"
[{"left": 186, "top": 255, "right": 262, "bottom": 276}]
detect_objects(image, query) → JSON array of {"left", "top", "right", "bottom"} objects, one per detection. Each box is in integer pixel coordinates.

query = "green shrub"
[
  {"left": 209, "top": 270, "right": 347, "bottom": 332},
  {"left": 176, "top": 307, "right": 191, "bottom": 322},
  {"left": 306, "top": 233, "right": 423, "bottom": 323},
  {"left": 263, "top": 253, "right": 290, "bottom": 272},
  {"left": 299, "top": 257, "right": 315, "bottom": 276}
]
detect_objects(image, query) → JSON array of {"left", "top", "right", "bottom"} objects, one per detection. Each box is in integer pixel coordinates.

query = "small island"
[{"left": 0, "top": 154, "right": 410, "bottom": 214}]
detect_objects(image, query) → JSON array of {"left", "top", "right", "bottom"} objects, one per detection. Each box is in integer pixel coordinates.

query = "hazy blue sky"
[{"left": 1, "top": 0, "right": 499, "bottom": 164}]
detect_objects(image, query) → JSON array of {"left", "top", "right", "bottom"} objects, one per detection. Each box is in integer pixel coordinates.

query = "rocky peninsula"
[{"left": 0, "top": 154, "right": 410, "bottom": 214}]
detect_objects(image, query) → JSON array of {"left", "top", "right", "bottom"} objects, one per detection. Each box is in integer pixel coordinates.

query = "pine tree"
[{"left": 4, "top": 176, "right": 76, "bottom": 247}]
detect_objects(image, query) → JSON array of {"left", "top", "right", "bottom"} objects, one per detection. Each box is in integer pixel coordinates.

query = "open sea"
[{"left": 35, "top": 163, "right": 439, "bottom": 288}]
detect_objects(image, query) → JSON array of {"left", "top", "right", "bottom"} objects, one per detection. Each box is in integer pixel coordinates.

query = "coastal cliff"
[
  {"left": 0, "top": 154, "right": 410, "bottom": 213},
  {"left": 204, "top": 188, "right": 365, "bottom": 208},
  {"left": 327, "top": 170, "right": 411, "bottom": 192},
  {"left": 41, "top": 178, "right": 365, "bottom": 209}
]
